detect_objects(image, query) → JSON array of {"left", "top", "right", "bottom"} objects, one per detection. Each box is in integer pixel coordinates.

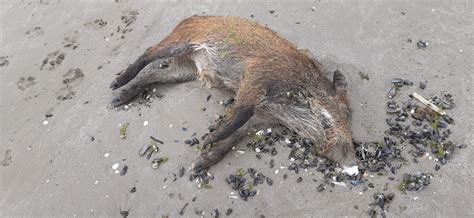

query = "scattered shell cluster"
[
  {"left": 369, "top": 192, "right": 395, "bottom": 218},
  {"left": 190, "top": 169, "right": 214, "bottom": 189},
  {"left": 398, "top": 172, "right": 433, "bottom": 193},
  {"left": 225, "top": 168, "right": 269, "bottom": 201}
]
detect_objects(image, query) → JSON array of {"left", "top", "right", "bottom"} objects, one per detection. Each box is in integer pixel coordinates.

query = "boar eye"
[{"left": 159, "top": 63, "right": 169, "bottom": 69}]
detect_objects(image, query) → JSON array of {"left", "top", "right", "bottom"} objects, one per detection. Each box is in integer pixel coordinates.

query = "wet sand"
[{"left": 1, "top": 0, "right": 473, "bottom": 217}]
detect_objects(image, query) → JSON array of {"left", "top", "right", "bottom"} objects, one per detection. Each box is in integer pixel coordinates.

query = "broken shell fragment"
[
  {"left": 412, "top": 92, "right": 446, "bottom": 115},
  {"left": 417, "top": 40, "right": 428, "bottom": 49},
  {"left": 120, "top": 165, "right": 128, "bottom": 176},
  {"left": 317, "top": 184, "right": 326, "bottom": 192},
  {"left": 151, "top": 157, "right": 168, "bottom": 168},
  {"left": 211, "top": 208, "right": 219, "bottom": 218},
  {"left": 386, "top": 107, "right": 400, "bottom": 114},
  {"left": 386, "top": 118, "right": 396, "bottom": 126},
  {"left": 441, "top": 114, "right": 454, "bottom": 124},
  {"left": 387, "top": 86, "right": 397, "bottom": 99},
  {"left": 179, "top": 166, "right": 185, "bottom": 177},
  {"left": 391, "top": 78, "right": 404, "bottom": 86},
  {"left": 296, "top": 177, "right": 303, "bottom": 183}
]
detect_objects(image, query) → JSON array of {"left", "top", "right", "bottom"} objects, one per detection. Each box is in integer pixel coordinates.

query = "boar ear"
[{"left": 332, "top": 69, "right": 347, "bottom": 91}]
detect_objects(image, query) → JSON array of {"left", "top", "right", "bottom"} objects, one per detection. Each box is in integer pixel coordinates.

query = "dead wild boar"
[{"left": 110, "top": 16, "right": 358, "bottom": 171}]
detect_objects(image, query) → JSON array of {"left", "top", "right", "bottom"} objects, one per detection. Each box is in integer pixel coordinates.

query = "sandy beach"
[{"left": 1, "top": 0, "right": 473, "bottom": 217}]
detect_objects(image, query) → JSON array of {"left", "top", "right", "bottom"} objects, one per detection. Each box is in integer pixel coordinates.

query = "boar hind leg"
[
  {"left": 191, "top": 118, "right": 262, "bottom": 171},
  {"left": 110, "top": 43, "right": 196, "bottom": 90},
  {"left": 201, "top": 76, "right": 264, "bottom": 146},
  {"left": 191, "top": 126, "right": 245, "bottom": 171},
  {"left": 201, "top": 85, "right": 259, "bottom": 146},
  {"left": 111, "top": 56, "right": 197, "bottom": 107}
]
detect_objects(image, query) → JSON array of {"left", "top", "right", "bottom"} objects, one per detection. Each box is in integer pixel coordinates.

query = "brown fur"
[{"left": 110, "top": 16, "right": 358, "bottom": 171}]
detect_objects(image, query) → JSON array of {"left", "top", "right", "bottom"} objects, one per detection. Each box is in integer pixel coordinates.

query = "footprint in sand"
[
  {"left": 40, "top": 50, "right": 66, "bottom": 70},
  {"left": 62, "top": 31, "right": 80, "bottom": 49},
  {"left": 25, "top": 26, "right": 44, "bottom": 38},
  {"left": 57, "top": 68, "right": 84, "bottom": 101},
  {"left": 2, "top": 149, "right": 13, "bottom": 167},
  {"left": 84, "top": 19, "right": 108, "bottom": 30},
  {"left": 113, "top": 10, "right": 139, "bottom": 40},
  {"left": 0, "top": 56, "right": 9, "bottom": 67},
  {"left": 17, "top": 76, "right": 37, "bottom": 90},
  {"left": 121, "top": 10, "right": 139, "bottom": 27}
]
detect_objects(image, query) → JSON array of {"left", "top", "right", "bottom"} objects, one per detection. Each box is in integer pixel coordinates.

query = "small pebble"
[
  {"left": 296, "top": 177, "right": 303, "bottom": 183},
  {"left": 120, "top": 165, "right": 128, "bottom": 176},
  {"left": 417, "top": 40, "right": 428, "bottom": 49},
  {"left": 419, "top": 82, "right": 426, "bottom": 89},
  {"left": 112, "top": 163, "right": 120, "bottom": 170},
  {"left": 104, "top": 153, "right": 110, "bottom": 158},
  {"left": 42, "top": 120, "right": 48, "bottom": 125},
  {"left": 317, "top": 184, "right": 326, "bottom": 192},
  {"left": 143, "top": 121, "right": 149, "bottom": 126},
  {"left": 211, "top": 208, "right": 219, "bottom": 218},
  {"left": 179, "top": 166, "right": 185, "bottom": 177},
  {"left": 266, "top": 177, "right": 273, "bottom": 186},
  {"left": 120, "top": 210, "right": 129, "bottom": 217}
]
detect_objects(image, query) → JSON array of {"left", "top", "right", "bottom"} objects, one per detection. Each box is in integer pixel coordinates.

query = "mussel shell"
[
  {"left": 391, "top": 78, "right": 404, "bottom": 85},
  {"left": 387, "top": 86, "right": 397, "bottom": 99}
]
